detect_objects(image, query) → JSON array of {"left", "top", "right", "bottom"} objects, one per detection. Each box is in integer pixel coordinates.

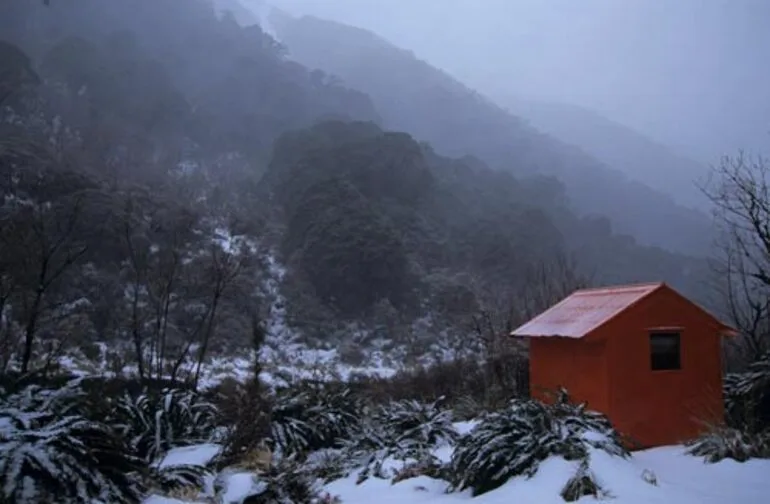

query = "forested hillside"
[
  {"left": 260, "top": 121, "right": 710, "bottom": 339},
  {"left": 0, "top": 0, "right": 711, "bottom": 376},
  {"left": 268, "top": 11, "right": 715, "bottom": 256}
]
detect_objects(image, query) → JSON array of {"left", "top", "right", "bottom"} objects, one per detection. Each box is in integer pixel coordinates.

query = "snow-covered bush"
[
  {"left": 453, "top": 394, "right": 484, "bottom": 422},
  {"left": 391, "top": 457, "right": 448, "bottom": 485},
  {"left": 149, "top": 463, "right": 212, "bottom": 495},
  {"left": 560, "top": 457, "right": 609, "bottom": 502},
  {"left": 271, "top": 384, "right": 362, "bottom": 456},
  {"left": 449, "top": 391, "right": 627, "bottom": 496},
  {"left": 340, "top": 396, "right": 458, "bottom": 482},
  {"left": 694, "top": 352, "right": 770, "bottom": 463},
  {"left": 0, "top": 384, "right": 145, "bottom": 503},
  {"left": 686, "top": 426, "right": 770, "bottom": 462},
  {"left": 338, "top": 421, "right": 401, "bottom": 482},
  {"left": 215, "top": 379, "right": 272, "bottom": 469},
  {"left": 0, "top": 379, "right": 88, "bottom": 416},
  {"left": 111, "top": 387, "right": 218, "bottom": 463},
  {"left": 377, "top": 396, "right": 459, "bottom": 448},
  {"left": 303, "top": 449, "right": 350, "bottom": 483},
  {"left": 254, "top": 456, "right": 329, "bottom": 503},
  {"left": 216, "top": 455, "right": 339, "bottom": 504},
  {"left": 724, "top": 352, "right": 770, "bottom": 432}
]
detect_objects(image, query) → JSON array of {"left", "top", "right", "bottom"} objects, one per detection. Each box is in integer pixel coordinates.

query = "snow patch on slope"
[{"left": 55, "top": 226, "right": 399, "bottom": 387}]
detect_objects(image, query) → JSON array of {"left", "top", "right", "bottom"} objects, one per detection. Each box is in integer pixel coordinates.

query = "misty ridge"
[{"left": 0, "top": 0, "right": 768, "bottom": 387}]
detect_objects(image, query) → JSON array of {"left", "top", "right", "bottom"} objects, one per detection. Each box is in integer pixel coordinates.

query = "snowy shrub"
[
  {"left": 271, "top": 384, "right": 362, "bottom": 456},
  {"left": 686, "top": 426, "right": 770, "bottom": 462},
  {"left": 699, "top": 352, "right": 770, "bottom": 463},
  {"left": 271, "top": 398, "right": 312, "bottom": 457},
  {"left": 215, "top": 380, "right": 272, "bottom": 469},
  {"left": 724, "top": 372, "right": 746, "bottom": 424},
  {"left": 454, "top": 394, "right": 484, "bottom": 421},
  {"left": 149, "top": 463, "right": 212, "bottom": 494},
  {"left": 0, "top": 378, "right": 88, "bottom": 416},
  {"left": 391, "top": 457, "right": 449, "bottom": 485},
  {"left": 724, "top": 352, "right": 770, "bottom": 431},
  {"left": 0, "top": 386, "right": 145, "bottom": 504},
  {"left": 376, "top": 396, "right": 458, "bottom": 448},
  {"left": 449, "top": 391, "right": 627, "bottom": 496},
  {"left": 111, "top": 387, "right": 218, "bottom": 463},
  {"left": 339, "top": 420, "right": 397, "bottom": 482},
  {"left": 228, "top": 441, "right": 274, "bottom": 474},
  {"left": 340, "top": 396, "right": 457, "bottom": 483},
  {"left": 560, "top": 457, "right": 608, "bottom": 502},
  {"left": 727, "top": 352, "right": 770, "bottom": 397},
  {"left": 253, "top": 458, "right": 326, "bottom": 504},
  {"left": 217, "top": 455, "right": 337, "bottom": 504},
  {"left": 303, "top": 449, "right": 349, "bottom": 483}
]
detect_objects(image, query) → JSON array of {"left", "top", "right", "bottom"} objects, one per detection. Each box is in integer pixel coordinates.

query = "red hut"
[{"left": 511, "top": 282, "right": 737, "bottom": 448}]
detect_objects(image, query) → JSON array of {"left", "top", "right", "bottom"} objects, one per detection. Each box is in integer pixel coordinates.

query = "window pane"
[{"left": 650, "top": 332, "right": 680, "bottom": 370}]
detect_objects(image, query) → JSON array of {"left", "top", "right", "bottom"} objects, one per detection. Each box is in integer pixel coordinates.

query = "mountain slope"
[
  {"left": 0, "top": 0, "right": 719, "bottom": 376},
  {"left": 267, "top": 11, "right": 715, "bottom": 256},
  {"left": 258, "top": 120, "right": 711, "bottom": 341},
  {"left": 0, "top": 0, "right": 380, "bottom": 166},
  {"left": 501, "top": 97, "right": 712, "bottom": 210}
]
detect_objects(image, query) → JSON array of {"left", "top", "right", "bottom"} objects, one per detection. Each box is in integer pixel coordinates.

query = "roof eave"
[{"left": 510, "top": 332, "right": 582, "bottom": 339}]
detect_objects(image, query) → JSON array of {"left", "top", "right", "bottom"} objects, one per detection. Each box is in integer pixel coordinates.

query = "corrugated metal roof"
[{"left": 510, "top": 282, "right": 665, "bottom": 339}]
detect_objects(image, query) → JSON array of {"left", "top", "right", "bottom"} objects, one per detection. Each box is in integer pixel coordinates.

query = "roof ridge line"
[{"left": 574, "top": 281, "right": 665, "bottom": 294}]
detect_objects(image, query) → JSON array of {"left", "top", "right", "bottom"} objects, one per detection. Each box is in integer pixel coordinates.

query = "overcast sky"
[{"left": 269, "top": 0, "right": 770, "bottom": 163}]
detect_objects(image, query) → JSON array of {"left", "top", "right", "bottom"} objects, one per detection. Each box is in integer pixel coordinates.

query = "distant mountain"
[
  {"left": 212, "top": 0, "right": 259, "bottom": 25},
  {"left": 500, "top": 97, "right": 711, "bottom": 210},
  {"left": 266, "top": 11, "right": 715, "bottom": 256}
]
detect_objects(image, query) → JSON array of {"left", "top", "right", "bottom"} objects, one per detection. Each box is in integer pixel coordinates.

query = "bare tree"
[
  {"left": 117, "top": 187, "right": 258, "bottom": 386},
  {"left": 0, "top": 226, "right": 21, "bottom": 374},
  {"left": 0, "top": 192, "right": 89, "bottom": 374},
  {"left": 118, "top": 190, "right": 194, "bottom": 383},
  {"left": 119, "top": 190, "right": 153, "bottom": 380},
  {"left": 472, "top": 251, "right": 590, "bottom": 346},
  {"left": 703, "top": 151, "right": 770, "bottom": 365},
  {"left": 190, "top": 241, "right": 251, "bottom": 388},
  {"left": 468, "top": 251, "right": 590, "bottom": 397}
]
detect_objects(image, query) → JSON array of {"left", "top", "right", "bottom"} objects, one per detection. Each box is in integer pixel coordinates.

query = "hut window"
[{"left": 650, "top": 332, "right": 681, "bottom": 370}]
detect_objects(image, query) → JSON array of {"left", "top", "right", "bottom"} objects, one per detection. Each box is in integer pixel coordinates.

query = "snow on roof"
[{"left": 510, "top": 282, "right": 664, "bottom": 339}]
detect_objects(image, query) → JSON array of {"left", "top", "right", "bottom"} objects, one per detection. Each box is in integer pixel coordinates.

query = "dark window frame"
[{"left": 649, "top": 331, "right": 681, "bottom": 371}]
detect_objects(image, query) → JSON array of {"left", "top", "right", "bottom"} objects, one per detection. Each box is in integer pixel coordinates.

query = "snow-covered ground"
[
  {"left": 326, "top": 447, "right": 768, "bottom": 504},
  {"left": 145, "top": 422, "right": 770, "bottom": 504}
]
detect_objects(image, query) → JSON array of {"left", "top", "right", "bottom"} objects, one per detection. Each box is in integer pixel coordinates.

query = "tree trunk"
[{"left": 20, "top": 286, "right": 44, "bottom": 373}]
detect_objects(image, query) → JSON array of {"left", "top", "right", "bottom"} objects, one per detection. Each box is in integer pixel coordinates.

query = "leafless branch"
[{"left": 702, "top": 152, "right": 770, "bottom": 366}]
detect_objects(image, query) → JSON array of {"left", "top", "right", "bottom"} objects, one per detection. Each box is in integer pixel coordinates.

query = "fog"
[{"left": 270, "top": 0, "right": 770, "bottom": 164}]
